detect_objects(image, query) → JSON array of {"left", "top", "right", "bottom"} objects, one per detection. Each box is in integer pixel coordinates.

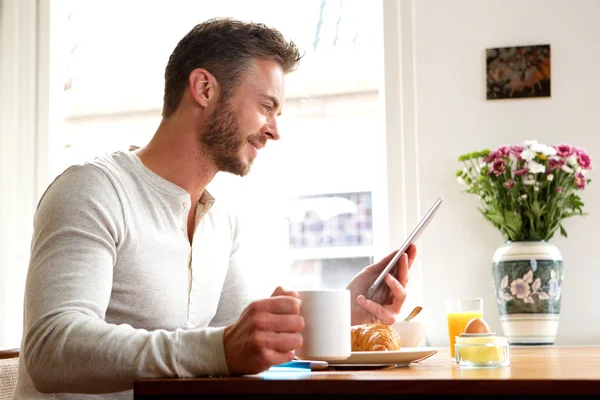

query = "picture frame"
[{"left": 486, "top": 44, "right": 551, "bottom": 100}]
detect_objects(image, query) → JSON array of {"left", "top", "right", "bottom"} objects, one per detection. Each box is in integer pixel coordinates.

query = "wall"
[{"left": 412, "top": 0, "right": 600, "bottom": 346}]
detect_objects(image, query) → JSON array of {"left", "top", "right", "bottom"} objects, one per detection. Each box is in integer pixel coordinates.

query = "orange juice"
[{"left": 446, "top": 311, "right": 483, "bottom": 358}]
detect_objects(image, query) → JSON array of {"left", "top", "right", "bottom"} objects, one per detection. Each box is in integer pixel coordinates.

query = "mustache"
[{"left": 248, "top": 133, "right": 267, "bottom": 148}]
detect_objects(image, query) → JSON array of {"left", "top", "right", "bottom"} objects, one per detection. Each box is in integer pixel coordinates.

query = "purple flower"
[
  {"left": 492, "top": 159, "right": 507, "bottom": 176},
  {"left": 574, "top": 171, "right": 586, "bottom": 189},
  {"left": 504, "top": 179, "right": 515, "bottom": 189},
  {"left": 554, "top": 144, "right": 574, "bottom": 158}
]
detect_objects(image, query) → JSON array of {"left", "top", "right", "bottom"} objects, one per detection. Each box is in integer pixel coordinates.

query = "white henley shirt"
[{"left": 14, "top": 150, "right": 254, "bottom": 399}]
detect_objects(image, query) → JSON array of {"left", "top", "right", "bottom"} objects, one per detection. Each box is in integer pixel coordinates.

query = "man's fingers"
[
  {"left": 369, "top": 249, "right": 400, "bottom": 274},
  {"left": 262, "top": 348, "right": 296, "bottom": 368},
  {"left": 252, "top": 331, "right": 304, "bottom": 353},
  {"left": 385, "top": 274, "right": 408, "bottom": 316},
  {"left": 356, "top": 274, "right": 407, "bottom": 325},
  {"left": 250, "top": 296, "right": 302, "bottom": 315},
  {"left": 357, "top": 295, "right": 396, "bottom": 325},
  {"left": 253, "top": 313, "right": 305, "bottom": 333},
  {"left": 384, "top": 273, "right": 407, "bottom": 310},
  {"left": 271, "top": 286, "right": 299, "bottom": 298},
  {"left": 406, "top": 243, "right": 417, "bottom": 266}
]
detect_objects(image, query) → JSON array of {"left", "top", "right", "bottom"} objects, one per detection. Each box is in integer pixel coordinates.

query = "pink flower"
[
  {"left": 556, "top": 186, "right": 563, "bottom": 193},
  {"left": 575, "top": 148, "right": 593, "bottom": 170},
  {"left": 504, "top": 180, "right": 515, "bottom": 189},
  {"left": 492, "top": 159, "right": 507, "bottom": 176},
  {"left": 554, "top": 144, "right": 574, "bottom": 158},
  {"left": 514, "top": 168, "right": 528, "bottom": 176},
  {"left": 574, "top": 172, "right": 586, "bottom": 189},
  {"left": 510, "top": 145, "right": 525, "bottom": 159},
  {"left": 485, "top": 146, "right": 511, "bottom": 163},
  {"left": 548, "top": 158, "right": 565, "bottom": 171}
]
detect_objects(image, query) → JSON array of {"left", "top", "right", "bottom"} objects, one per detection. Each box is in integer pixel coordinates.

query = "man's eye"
[{"left": 263, "top": 104, "right": 272, "bottom": 112}]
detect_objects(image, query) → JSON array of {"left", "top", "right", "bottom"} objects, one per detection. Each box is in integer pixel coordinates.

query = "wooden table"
[{"left": 134, "top": 346, "right": 600, "bottom": 397}]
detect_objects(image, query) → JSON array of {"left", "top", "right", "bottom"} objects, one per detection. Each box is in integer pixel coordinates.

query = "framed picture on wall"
[{"left": 486, "top": 44, "right": 551, "bottom": 100}]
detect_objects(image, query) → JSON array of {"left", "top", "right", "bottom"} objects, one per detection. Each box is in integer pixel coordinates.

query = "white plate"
[{"left": 327, "top": 347, "right": 439, "bottom": 367}]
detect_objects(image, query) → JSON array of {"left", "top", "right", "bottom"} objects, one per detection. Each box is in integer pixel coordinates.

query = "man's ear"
[{"left": 189, "top": 68, "right": 218, "bottom": 108}]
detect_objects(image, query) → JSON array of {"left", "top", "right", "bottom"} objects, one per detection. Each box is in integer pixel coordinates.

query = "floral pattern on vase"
[{"left": 492, "top": 241, "right": 563, "bottom": 345}]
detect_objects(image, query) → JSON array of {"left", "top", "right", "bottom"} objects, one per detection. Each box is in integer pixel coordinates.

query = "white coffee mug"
[{"left": 295, "top": 289, "right": 352, "bottom": 361}]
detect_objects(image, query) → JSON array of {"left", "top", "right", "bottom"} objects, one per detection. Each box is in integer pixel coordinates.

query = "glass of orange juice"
[{"left": 445, "top": 298, "right": 483, "bottom": 359}]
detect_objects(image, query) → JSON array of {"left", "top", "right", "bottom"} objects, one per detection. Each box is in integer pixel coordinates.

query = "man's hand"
[
  {"left": 223, "top": 287, "right": 304, "bottom": 375},
  {"left": 346, "top": 244, "right": 417, "bottom": 326}
]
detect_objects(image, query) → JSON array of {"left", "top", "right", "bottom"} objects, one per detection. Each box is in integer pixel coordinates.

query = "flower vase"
[{"left": 491, "top": 241, "right": 563, "bottom": 345}]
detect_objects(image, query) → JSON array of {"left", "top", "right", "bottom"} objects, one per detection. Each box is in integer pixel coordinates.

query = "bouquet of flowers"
[{"left": 456, "top": 140, "right": 593, "bottom": 241}]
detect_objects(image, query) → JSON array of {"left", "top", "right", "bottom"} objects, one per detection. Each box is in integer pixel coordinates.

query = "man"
[{"left": 14, "top": 17, "right": 417, "bottom": 399}]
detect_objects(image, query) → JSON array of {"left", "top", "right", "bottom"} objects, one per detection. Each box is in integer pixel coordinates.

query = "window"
[{"left": 49, "top": 0, "right": 387, "bottom": 293}]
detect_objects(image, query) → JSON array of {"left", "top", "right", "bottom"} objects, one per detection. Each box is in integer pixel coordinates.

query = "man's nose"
[{"left": 264, "top": 119, "right": 280, "bottom": 141}]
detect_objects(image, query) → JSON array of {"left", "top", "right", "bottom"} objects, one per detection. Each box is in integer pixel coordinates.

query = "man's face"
[{"left": 200, "top": 59, "right": 285, "bottom": 177}]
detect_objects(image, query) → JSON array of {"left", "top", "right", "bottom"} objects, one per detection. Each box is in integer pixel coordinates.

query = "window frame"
[{"left": 0, "top": 0, "right": 423, "bottom": 347}]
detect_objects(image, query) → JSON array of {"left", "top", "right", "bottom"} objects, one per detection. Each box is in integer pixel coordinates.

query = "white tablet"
[{"left": 364, "top": 196, "right": 444, "bottom": 302}]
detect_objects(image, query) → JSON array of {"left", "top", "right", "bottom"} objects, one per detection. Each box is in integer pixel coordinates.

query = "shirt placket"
[{"left": 180, "top": 195, "right": 196, "bottom": 328}]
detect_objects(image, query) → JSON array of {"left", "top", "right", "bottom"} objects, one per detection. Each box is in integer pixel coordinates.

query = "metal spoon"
[{"left": 403, "top": 306, "right": 423, "bottom": 322}]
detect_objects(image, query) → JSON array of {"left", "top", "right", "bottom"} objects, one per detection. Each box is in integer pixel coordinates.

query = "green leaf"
[
  {"left": 504, "top": 211, "right": 523, "bottom": 237},
  {"left": 559, "top": 224, "right": 568, "bottom": 238},
  {"left": 532, "top": 201, "right": 542, "bottom": 216}
]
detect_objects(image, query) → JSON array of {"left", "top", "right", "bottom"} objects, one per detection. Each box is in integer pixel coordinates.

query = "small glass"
[
  {"left": 445, "top": 298, "right": 483, "bottom": 359},
  {"left": 455, "top": 334, "right": 510, "bottom": 368}
]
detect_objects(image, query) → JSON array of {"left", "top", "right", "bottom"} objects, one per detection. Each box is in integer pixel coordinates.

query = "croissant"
[{"left": 351, "top": 322, "right": 402, "bottom": 352}]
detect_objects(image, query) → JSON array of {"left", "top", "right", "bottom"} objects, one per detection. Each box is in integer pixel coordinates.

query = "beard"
[{"left": 200, "top": 101, "right": 265, "bottom": 177}]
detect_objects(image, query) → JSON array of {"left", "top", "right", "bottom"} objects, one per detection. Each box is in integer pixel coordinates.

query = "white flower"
[
  {"left": 528, "top": 161, "right": 546, "bottom": 174},
  {"left": 566, "top": 155, "right": 577, "bottom": 166},
  {"left": 561, "top": 165, "right": 574, "bottom": 173},
  {"left": 457, "top": 176, "right": 465, "bottom": 184},
  {"left": 522, "top": 175, "right": 535, "bottom": 185},
  {"left": 524, "top": 140, "right": 539, "bottom": 147},
  {"left": 521, "top": 194, "right": 528, "bottom": 199},
  {"left": 520, "top": 149, "right": 536, "bottom": 161},
  {"left": 530, "top": 143, "right": 557, "bottom": 156},
  {"left": 547, "top": 174, "right": 554, "bottom": 181}
]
